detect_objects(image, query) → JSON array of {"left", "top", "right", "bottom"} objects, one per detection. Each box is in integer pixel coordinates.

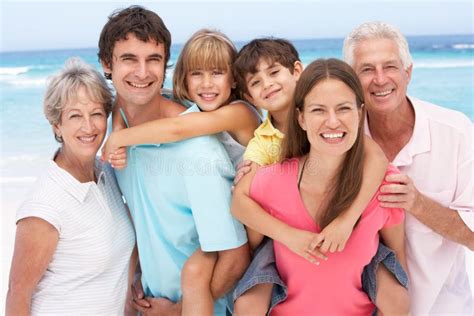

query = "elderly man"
[{"left": 344, "top": 22, "right": 474, "bottom": 315}]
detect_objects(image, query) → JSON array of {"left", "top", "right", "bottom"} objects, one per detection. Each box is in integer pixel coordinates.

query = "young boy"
[{"left": 230, "top": 38, "right": 409, "bottom": 315}]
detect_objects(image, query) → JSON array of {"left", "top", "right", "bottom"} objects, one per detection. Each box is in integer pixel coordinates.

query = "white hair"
[{"left": 343, "top": 21, "right": 413, "bottom": 70}]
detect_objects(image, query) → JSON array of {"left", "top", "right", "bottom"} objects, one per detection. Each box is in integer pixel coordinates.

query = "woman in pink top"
[{"left": 235, "top": 58, "right": 407, "bottom": 315}]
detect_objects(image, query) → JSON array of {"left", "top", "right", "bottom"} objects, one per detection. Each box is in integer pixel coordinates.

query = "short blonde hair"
[
  {"left": 43, "top": 57, "right": 113, "bottom": 142},
  {"left": 173, "top": 29, "right": 237, "bottom": 102}
]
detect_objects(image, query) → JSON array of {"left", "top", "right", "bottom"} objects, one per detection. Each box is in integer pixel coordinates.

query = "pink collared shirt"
[{"left": 365, "top": 96, "right": 474, "bottom": 315}]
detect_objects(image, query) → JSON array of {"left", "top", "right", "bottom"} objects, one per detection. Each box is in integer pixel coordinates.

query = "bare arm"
[
  {"left": 319, "top": 137, "right": 388, "bottom": 252},
  {"left": 6, "top": 217, "right": 59, "bottom": 316},
  {"left": 379, "top": 173, "right": 474, "bottom": 250},
  {"left": 103, "top": 102, "right": 258, "bottom": 157},
  {"left": 232, "top": 163, "right": 326, "bottom": 263}
]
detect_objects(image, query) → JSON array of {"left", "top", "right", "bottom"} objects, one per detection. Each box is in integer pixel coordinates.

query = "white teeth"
[
  {"left": 374, "top": 90, "right": 392, "bottom": 96},
  {"left": 79, "top": 136, "right": 95, "bottom": 143},
  {"left": 322, "top": 133, "right": 344, "bottom": 139},
  {"left": 129, "top": 82, "right": 149, "bottom": 88}
]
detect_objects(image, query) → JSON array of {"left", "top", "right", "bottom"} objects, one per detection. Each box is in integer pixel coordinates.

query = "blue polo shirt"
[{"left": 114, "top": 105, "right": 247, "bottom": 314}]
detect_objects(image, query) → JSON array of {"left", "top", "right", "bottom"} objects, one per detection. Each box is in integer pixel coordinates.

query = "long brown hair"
[{"left": 282, "top": 58, "right": 366, "bottom": 228}]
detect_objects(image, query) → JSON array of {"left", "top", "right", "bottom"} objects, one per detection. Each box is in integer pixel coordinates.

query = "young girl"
[{"left": 103, "top": 29, "right": 261, "bottom": 315}]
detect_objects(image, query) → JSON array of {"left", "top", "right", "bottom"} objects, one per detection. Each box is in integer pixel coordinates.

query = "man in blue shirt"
[{"left": 98, "top": 6, "right": 249, "bottom": 315}]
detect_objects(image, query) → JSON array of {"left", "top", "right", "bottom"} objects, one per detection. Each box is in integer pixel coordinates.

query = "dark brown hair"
[
  {"left": 98, "top": 6, "right": 172, "bottom": 78},
  {"left": 233, "top": 38, "right": 300, "bottom": 98},
  {"left": 282, "top": 58, "right": 366, "bottom": 228}
]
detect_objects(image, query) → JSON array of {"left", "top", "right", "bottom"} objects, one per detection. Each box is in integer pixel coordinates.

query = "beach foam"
[
  {"left": 0, "top": 66, "right": 29, "bottom": 75},
  {"left": 414, "top": 60, "right": 474, "bottom": 69}
]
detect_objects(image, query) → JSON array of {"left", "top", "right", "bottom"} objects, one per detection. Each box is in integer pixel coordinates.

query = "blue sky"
[{"left": 1, "top": 0, "right": 472, "bottom": 52}]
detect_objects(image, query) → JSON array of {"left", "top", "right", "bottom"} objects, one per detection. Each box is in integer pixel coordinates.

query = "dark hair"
[
  {"left": 282, "top": 58, "right": 366, "bottom": 229},
  {"left": 233, "top": 38, "right": 300, "bottom": 98},
  {"left": 98, "top": 5, "right": 172, "bottom": 78}
]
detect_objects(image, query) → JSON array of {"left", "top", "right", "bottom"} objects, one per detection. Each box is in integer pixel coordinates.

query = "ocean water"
[{"left": 0, "top": 34, "right": 473, "bottom": 182}]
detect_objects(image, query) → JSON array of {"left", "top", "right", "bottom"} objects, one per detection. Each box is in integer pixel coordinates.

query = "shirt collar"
[
  {"left": 365, "top": 96, "right": 431, "bottom": 167},
  {"left": 258, "top": 116, "right": 285, "bottom": 138},
  {"left": 48, "top": 156, "right": 107, "bottom": 203}
]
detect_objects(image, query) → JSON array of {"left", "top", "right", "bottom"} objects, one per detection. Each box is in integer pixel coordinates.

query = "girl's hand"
[
  {"left": 318, "top": 215, "right": 356, "bottom": 253},
  {"left": 101, "top": 134, "right": 128, "bottom": 169},
  {"left": 281, "top": 227, "right": 327, "bottom": 265},
  {"left": 109, "top": 147, "right": 128, "bottom": 169}
]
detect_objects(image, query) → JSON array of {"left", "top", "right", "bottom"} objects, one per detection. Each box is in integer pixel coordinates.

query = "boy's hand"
[
  {"left": 318, "top": 215, "right": 356, "bottom": 253},
  {"left": 234, "top": 160, "right": 253, "bottom": 186},
  {"left": 282, "top": 227, "right": 327, "bottom": 265}
]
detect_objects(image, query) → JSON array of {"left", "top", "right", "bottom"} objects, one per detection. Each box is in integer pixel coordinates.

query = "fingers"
[
  {"left": 307, "top": 248, "right": 328, "bottom": 261},
  {"left": 108, "top": 150, "right": 127, "bottom": 169},
  {"left": 308, "top": 234, "right": 324, "bottom": 251},
  {"left": 133, "top": 301, "right": 149, "bottom": 314},
  {"left": 385, "top": 173, "right": 409, "bottom": 184},
  {"left": 378, "top": 194, "right": 407, "bottom": 203},
  {"left": 319, "top": 239, "right": 331, "bottom": 253},
  {"left": 236, "top": 159, "right": 252, "bottom": 170},
  {"left": 380, "top": 183, "right": 408, "bottom": 194},
  {"left": 329, "top": 241, "right": 339, "bottom": 253},
  {"left": 133, "top": 278, "right": 144, "bottom": 299},
  {"left": 233, "top": 166, "right": 251, "bottom": 185}
]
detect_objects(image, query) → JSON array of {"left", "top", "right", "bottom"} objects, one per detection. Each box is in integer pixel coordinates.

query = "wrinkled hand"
[
  {"left": 319, "top": 215, "right": 355, "bottom": 253},
  {"left": 101, "top": 134, "right": 127, "bottom": 169},
  {"left": 379, "top": 173, "right": 422, "bottom": 214},
  {"left": 282, "top": 227, "right": 327, "bottom": 265},
  {"left": 233, "top": 160, "right": 252, "bottom": 188},
  {"left": 133, "top": 297, "right": 182, "bottom": 316}
]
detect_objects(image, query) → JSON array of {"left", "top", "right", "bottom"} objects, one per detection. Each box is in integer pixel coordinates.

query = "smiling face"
[
  {"left": 245, "top": 59, "right": 302, "bottom": 114},
  {"left": 102, "top": 33, "right": 166, "bottom": 108},
  {"left": 186, "top": 67, "right": 233, "bottom": 111},
  {"left": 298, "top": 78, "right": 361, "bottom": 158},
  {"left": 54, "top": 86, "right": 107, "bottom": 163},
  {"left": 353, "top": 38, "right": 412, "bottom": 115}
]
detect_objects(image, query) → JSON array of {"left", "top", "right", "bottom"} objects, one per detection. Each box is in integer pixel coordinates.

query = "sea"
[{"left": 1, "top": 35, "right": 473, "bottom": 304}]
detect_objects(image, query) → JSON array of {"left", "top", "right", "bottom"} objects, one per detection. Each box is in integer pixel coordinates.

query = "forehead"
[
  {"left": 113, "top": 33, "right": 165, "bottom": 56},
  {"left": 353, "top": 38, "right": 402, "bottom": 66},
  {"left": 63, "top": 86, "right": 103, "bottom": 111},
  {"left": 305, "top": 79, "right": 355, "bottom": 104},
  {"left": 245, "top": 58, "right": 280, "bottom": 80}
]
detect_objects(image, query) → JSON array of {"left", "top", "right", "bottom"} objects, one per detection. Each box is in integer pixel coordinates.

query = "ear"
[
  {"left": 293, "top": 61, "right": 304, "bottom": 80},
  {"left": 101, "top": 60, "right": 112, "bottom": 75},
  {"left": 243, "top": 92, "right": 254, "bottom": 104},
  {"left": 406, "top": 64, "right": 413, "bottom": 83},
  {"left": 297, "top": 108, "right": 307, "bottom": 131}
]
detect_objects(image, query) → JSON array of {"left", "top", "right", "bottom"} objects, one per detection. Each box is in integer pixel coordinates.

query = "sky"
[{"left": 0, "top": 0, "right": 473, "bottom": 52}]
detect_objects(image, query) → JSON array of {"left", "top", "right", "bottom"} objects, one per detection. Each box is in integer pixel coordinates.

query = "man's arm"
[
  {"left": 379, "top": 173, "right": 474, "bottom": 250},
  {"left": 210, "top": 244, "right": 250, "bottom": 299}
]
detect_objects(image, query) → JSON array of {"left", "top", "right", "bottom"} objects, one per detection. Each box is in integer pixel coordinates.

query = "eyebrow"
[
  {"left": 118, "top": 53, "right": 163, "bottom": 60},
  {"left": 307, "top": 101, "right": 354, "bottom": 107}
]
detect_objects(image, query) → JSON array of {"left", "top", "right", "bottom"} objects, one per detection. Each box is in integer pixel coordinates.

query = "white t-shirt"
[{"left": 16, "top": 159, "right": 135, "bottom": 315}]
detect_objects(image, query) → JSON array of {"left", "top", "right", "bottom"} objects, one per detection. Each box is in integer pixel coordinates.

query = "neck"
[
  {"left": 367, "top": 97, "right": 415, "bottom": 161},
  {"left": 116, "top": 94, "right": 163, "bottom": 127},
  {"left": 54, "top": 148, "right": 96, "bottom": 183},
  {"left": 269, "top": 106, "right": 290, "bottom": 133},
  {"left": 304, "top": 151, "right": 343, "bottom": 186}
]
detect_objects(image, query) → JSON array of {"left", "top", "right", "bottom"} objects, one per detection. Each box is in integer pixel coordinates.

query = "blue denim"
[
  {"left": 362, "top": 242, "right": 409, "bottom": 304},
  {"left": 229, "top": 238, "right": 287, "bottom": 315}
]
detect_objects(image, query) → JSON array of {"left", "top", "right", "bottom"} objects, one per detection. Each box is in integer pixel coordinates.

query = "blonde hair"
[{"left": 173, "top": 29, "right": 237, "bottom": 102}]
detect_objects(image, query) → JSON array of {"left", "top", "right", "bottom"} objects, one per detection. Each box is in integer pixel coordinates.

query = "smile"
[
  {"left": 372, "top": 89, "right": 393, "bottom": 97},
  {"left": 264, "top": 88, "right": 281, "bottom": 99},
  {"left": 321, "top": 132, "right": 345, "bottom": 139},
  {"left": 78, "top": 135, "right": 97, "bottom": 143},
  {"left": 199, "top": 93, "right": 218, "bottom": 100},
  {"left": 127, "top": 81, "right": 152, "bottom": 88}
]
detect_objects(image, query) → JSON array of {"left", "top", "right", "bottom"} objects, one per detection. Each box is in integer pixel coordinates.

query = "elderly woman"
[
  {"left": 6, "top": 58, "right": 136, "bottom": 315},
  {"left": 232, "top": 59, "right": 408, "bottom": 315}
]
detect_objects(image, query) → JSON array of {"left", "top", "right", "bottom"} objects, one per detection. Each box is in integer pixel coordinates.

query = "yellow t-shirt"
[{"left": 243, "top": 116, "right": 285, "bottom": 166}]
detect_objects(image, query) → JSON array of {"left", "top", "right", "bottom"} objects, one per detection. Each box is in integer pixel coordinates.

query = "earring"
[
  {"left": 104, "top": 72, "right": 112, "bottom": 80},
  {"left": 55, "top": 133, "right": 63, "bottom": 143}
]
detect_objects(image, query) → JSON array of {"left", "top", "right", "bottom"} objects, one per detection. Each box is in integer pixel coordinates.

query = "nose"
[
  {"left": 81, "top": 116, "right": 95, "bottom": 133},
  {"left": 134, "top": 61, "right": 148, "bottom": 79},
  {"left": 202, "top": 73, "right": 213, "bottom": 88},
  {"left": 326, "top": 110, "right": 341, "bottom": 129},
  {"left": 373, "top": 67, "right": 387, "bottom": 85}
]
